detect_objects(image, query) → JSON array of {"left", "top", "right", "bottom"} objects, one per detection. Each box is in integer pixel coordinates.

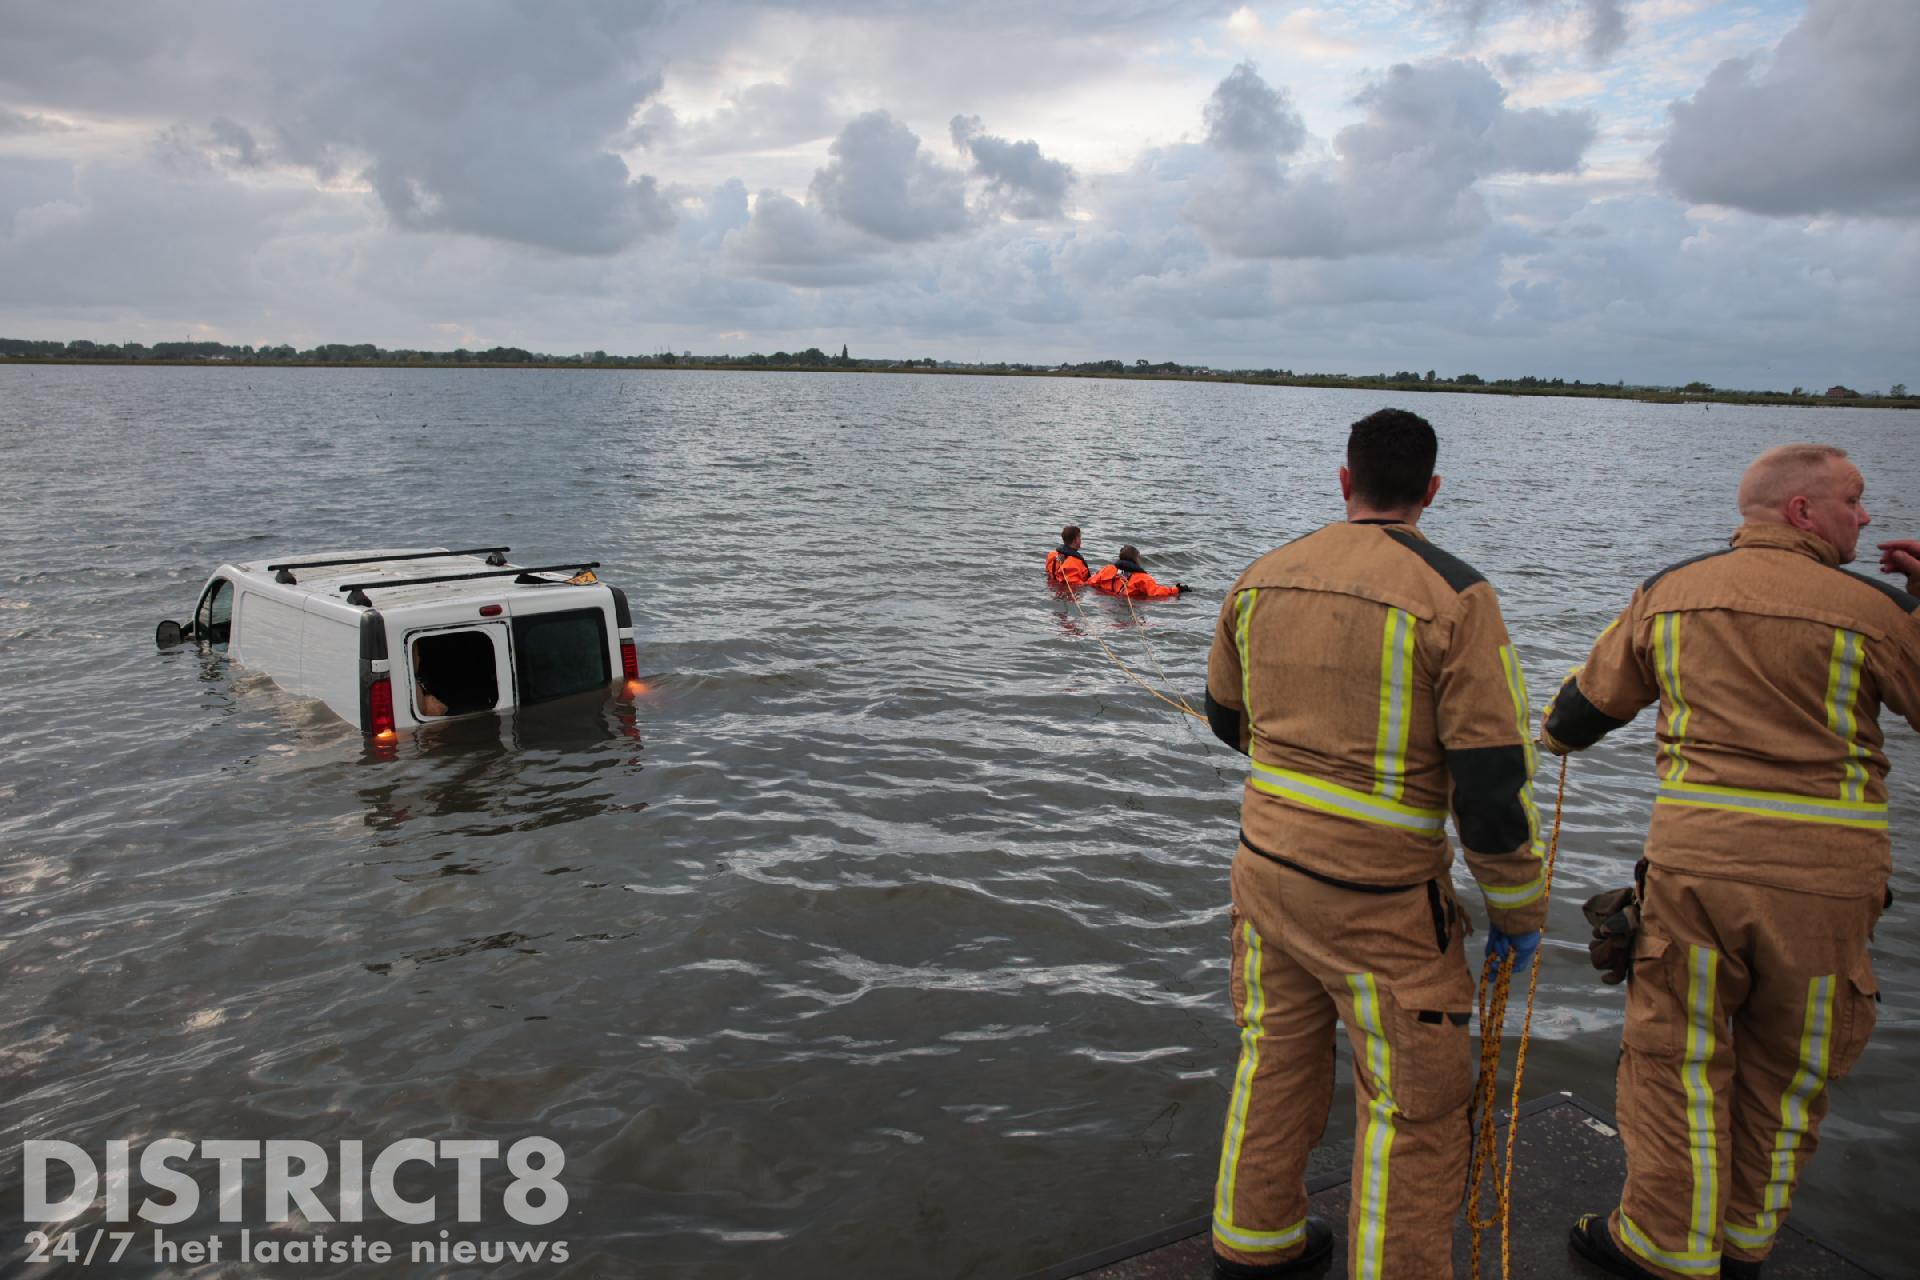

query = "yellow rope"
[
  {"left": 1060, "top": 578, "right": 1206, "bottom": 720},
  {"left": 1120, "top": 587, "right": 1203, "bottom": 717},
  {"left": 1467, "top": 752, "right": 1569, "bottom": 1279}
]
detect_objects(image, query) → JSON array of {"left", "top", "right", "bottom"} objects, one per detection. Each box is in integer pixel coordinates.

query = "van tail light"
[
  {"left": 369, "top": 675, "right": 397, "bottom": 740},
  {"left": 620, "top": 640, "right": 639, "bottom": 681}
]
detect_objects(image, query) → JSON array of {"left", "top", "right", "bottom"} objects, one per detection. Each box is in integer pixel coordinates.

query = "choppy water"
[{"left": 1, "top": 365, "right": 1915, "bottom": 1277}]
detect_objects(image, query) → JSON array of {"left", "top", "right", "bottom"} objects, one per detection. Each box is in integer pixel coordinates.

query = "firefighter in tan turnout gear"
[
  {"left": 1545, "top": 443, "right": 1919, "bottom": 1280},
  {"left": 1204, "top": 409, "right": 1549, "bottom": 1279}
]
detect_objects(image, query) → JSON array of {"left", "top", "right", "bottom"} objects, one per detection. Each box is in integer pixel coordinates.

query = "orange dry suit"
[
  {"left": 1204, "top": 519, "right": 1547, "bottom": 1278},
  {"left": 1087, "top": 555, "right": 1181, "bottom": 598},
  {"left": 1542, "top": 522, "right": 1916, "bottom": 1278},
  {"left": 1046, "top": 543, "right": 1091, "bottom": 586}
]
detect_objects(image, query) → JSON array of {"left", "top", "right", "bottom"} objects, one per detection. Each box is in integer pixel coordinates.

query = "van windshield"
[{"left": 513, "top": 608, "right": 610, "bottom": 704}]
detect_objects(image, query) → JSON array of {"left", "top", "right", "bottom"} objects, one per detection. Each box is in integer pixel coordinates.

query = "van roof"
[{"left": 226, "top": 547, "right": 610, "bottom": 614}]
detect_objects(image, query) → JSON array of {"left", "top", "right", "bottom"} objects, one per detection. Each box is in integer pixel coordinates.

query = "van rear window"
[
  {"left": 413, "top": 630, "right": 499, "bottom": 716},
  {"left": 513, "top": 608, "right": 610, "bottom": 704}
]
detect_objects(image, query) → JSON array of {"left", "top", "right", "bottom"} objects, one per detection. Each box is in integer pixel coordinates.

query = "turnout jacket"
[
  {"left": 1544, "top": 522, "right": 1920, "bottom": 898},
  {"left": 1206, "top": 520, "right": 1548, "bottom": 935}
]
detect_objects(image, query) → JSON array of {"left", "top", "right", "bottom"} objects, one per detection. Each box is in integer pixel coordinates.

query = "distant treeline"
[{"left": 2, "top": 337, "right": 1910, "bottom": 408}]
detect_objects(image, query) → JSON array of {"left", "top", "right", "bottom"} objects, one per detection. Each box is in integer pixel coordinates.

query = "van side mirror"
[{"left": 155, "top": 619, "right": 187, "bottom": 648}]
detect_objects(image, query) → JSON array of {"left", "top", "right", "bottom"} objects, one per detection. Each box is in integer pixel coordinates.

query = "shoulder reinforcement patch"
[
  {"left": 1383, "top": 528, "right": 1485, "bottom": 593},
  {"left": 1834, "top": 568, "right": 1920, "bottom": 614},
  {"left": 1641, "top": 546, "right": 1737, "bottom": 592}
]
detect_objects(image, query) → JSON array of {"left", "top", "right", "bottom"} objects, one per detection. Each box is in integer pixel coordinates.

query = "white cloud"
[{"left": 1189, "top": 59, "right": 1594, "bottom": 259}]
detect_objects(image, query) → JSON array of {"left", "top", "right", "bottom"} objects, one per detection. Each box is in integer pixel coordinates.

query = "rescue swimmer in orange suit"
[
  {"left": 1087, "top": 544, "right": 1187, "bottom": 598},
  {"left": 1046, "top": 525, "right": 1092, "bottom": 586},
  {"left": 1544, "top": 443, "right": 1920, "bottom": 1280},
  {"left": 1204, "top": 408, "right": 1548, "bottom": 1279}
]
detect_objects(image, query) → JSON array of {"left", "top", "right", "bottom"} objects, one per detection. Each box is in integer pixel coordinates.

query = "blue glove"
[{"left": 1486, "top": 927, "right": 1542, "bottom": 972}]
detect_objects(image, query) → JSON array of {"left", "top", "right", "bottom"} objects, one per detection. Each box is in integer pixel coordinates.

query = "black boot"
[
  {"left": 1568, "top": 1213, "right": 1663, "bottom": 1280},
  {"left": 1213, "top": 1218, "right": 1335, "bottom": 1277},
  {"left": 1721, "top": 1257, "right": 1763, "bottom": 1279}
]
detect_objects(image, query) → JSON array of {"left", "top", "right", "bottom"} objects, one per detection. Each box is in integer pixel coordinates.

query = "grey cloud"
[
  {"left": 1191, "top": 59, "right": 1593, "bottom": 259},
  {"left": 0, "top": 4, "right": 682, "bottom": 255},
  {"left": 811, "top": 110, "right": 971, "bottom": 242},
  {"left": 1447, "top": 0, "right": 1627, "bottom": 63},
  {"left": 727, "top": 189, "right": 892, "bottom": 287},
  {"left": 1656, "top": 0, "right": 1920, "bottom": 218},
  {"left": 208, "top": 117, "right": 264, "bottom": 167},
  {"left": 1203, "top": 62, "right": 1304, "bottom": 158},
  {"left": 662, "top": 77, "right": 843, "bottom": 154},
  {"left": 0, "top": 105, "right": 72, "bottom": 135},
  {"left": 950, "top": 115, "right": 1073, "bottom": 219}
]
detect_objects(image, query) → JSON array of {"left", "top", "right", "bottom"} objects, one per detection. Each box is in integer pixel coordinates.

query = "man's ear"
[
  {"left": 1423, "top": 474, "right": 1443, "bottom": 508},
  {"left": 1339, "top": 466, "right": 1353, "bottom": 501}
]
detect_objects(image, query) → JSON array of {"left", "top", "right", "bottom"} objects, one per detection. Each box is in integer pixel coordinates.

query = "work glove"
[
  {"left": 1175, "top": 582, "right": 1190, "bottom": 593},
  {"left": 1581, "top": 886, "right": 1640, "bottom": 985},
  {"left": 1485, "top": 926, "right": 1541, "bottom": 973}
]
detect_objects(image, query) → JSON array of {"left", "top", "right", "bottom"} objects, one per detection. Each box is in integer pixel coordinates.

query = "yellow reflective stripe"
[
  {"left": 1373, "top": 608, "right": 1416, "bottom": 801},
  {"left": 1235, "top": 590, "right": 1258, "bottom": 719},
  {"left": 1249, "top": 761, "right": 1447, "bottom": 835},
  {"left": 1212, "top": 1217, "right": 1308, "bottom": 1252},
  {"left": 1497, "top": 643, "right": 1546, "bottom": 852},
  {"left": 1653, "top": 612, "right": 1691, "bottom": 783},
  {"left": 1734, "top": 974, "right": 1836, "bottom": 1248},
  {"left": 1480, "top": 873, "right": 1546, "bottom": 908},
  {"left": 1214, "top": 921, "right": 1278, "bottom": 1248},
  {"left": 1825, "top": 629, "right": 1870, "bottom": 803},
  {"left": 1346, "top": 973, "right": 1396, "bottom": 1280},
  {"left": 1655, "top": 780, "right": 1888, "bottom": 829},
  {"left": 1682, "top": 945, "right": 1720, "bottom": 1254},
  {"left": 1619, "top": 1212, "right": 1720, "bottom": 1275}
]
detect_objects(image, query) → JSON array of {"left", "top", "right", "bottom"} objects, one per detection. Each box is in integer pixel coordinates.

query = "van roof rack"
[
  {"left": 338, "top": 562, "right": 599, "bottom": 607},
  {"left": 269, "top": 547, "right": 510, "bottom": 584}
]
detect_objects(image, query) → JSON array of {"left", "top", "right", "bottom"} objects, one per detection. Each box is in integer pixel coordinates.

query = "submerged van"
[{"left": 158, "top": 547, "right": 638, "bottom": 738}]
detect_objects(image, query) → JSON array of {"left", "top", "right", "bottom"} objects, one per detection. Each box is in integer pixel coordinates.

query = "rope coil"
[{"left": 1467, "top": 752, "right": 1569, "bottom": 1279}]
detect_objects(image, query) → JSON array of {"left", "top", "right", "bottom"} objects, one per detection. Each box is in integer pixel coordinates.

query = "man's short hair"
[
  {"left": 1118, "top": 544, "right": 1140, "bottom": 563},
  {"left": 1061, "top": 524, "right": 1081, "bottom": 545},
  {"left": 1737, "top": 444, "right": 1851, "bottom": 516},
  {"left": 1347, "top": 408, "right": 1438, "bottom": 509}
]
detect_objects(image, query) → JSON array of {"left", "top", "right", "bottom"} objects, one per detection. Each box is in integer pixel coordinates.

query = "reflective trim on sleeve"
[
  {"left": 1346, "top": 973, "right": 1397, "bottom": 1280},
  {"left": 1235, "top": 589, "right": 1258, "bottom": 721},
  {"left": 1653, "top": 612, "right": 1692, "bottom": 783},
  {"left": 1372, "top": 608, "right": 1417, "bottom": 801},
  {"left": 1497, "top": 643, "right": 1546, "bottom": 856},
  {"left": 1655, "top": 780, "right": 1888, "bottom": 829},
  {"left": 1729, "top": 973, "right": 1837, "bottom": 1251},
  {"left": 1825, "top": 629, "right": 1870, "bottom": 804},
  {"left": 1249, "top": 760, "right": 1448, "bottom": 835}
]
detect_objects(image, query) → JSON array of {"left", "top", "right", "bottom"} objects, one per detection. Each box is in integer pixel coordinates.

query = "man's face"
[{"left": 1798, "top": 460, "right": 1871, "bottom": 562}]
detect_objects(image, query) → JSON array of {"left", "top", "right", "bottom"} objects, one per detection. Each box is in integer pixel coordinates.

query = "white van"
[{"left": 159, "top": 547, "right": 638, "bottom": 738}]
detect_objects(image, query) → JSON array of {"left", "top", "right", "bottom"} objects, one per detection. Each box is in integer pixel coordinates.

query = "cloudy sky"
[{"left": 1, "top": 0, "right": 1914, "bottom": 389}]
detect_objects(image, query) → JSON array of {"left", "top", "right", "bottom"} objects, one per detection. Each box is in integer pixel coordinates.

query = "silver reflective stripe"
[
  {"left": 1656, "top": 780, "right": 1887, "bottom": 829},
  {"left": 1249, "top": 760, "right": 1447, "bottom": 834}
]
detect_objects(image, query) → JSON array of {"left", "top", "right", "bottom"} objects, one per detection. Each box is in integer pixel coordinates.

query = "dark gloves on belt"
[{"left": 1581, "top": 886, "right": 1641, "bottom": 985}]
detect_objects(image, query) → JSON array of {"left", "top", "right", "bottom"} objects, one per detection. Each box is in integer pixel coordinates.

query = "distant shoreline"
[{"left": 3, "top": 355, "right": 1912, "bottom": 410}]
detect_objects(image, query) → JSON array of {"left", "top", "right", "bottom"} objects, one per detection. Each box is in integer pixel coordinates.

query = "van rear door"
[
  {"left": 511, "top": 606, "right": 611, "bottom": 705},
  {"left": 405, "top": 621, "right": 515, "bottom": 721}
]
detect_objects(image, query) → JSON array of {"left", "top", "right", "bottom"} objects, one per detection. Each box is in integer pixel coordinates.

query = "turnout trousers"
[
  {"left": 1213, "top": 844, "right": 1476, "bottom": 1280},
  {"left": 1606, "top": 864, "right": 1881, "bottom": 1278}
]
